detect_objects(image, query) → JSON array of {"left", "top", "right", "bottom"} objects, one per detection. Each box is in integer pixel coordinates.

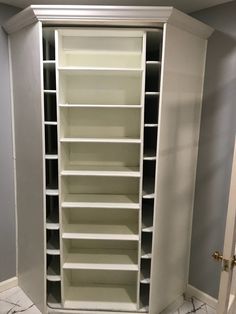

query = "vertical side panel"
[
  {"left": 10, "top": 22, "right": 45, "bottom": 312},
  {"left": 150, "top": 23, "right": 207, "bottom": 313}
]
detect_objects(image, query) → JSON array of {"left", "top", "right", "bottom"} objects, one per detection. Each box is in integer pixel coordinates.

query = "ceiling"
[{"left": 0, "top": 0, "right": 234, "bottom": 13}]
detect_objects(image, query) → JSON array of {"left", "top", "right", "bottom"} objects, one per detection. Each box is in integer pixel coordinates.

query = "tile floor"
[{"left": 0, "top": 287, "right": 216, "bottom": 314}]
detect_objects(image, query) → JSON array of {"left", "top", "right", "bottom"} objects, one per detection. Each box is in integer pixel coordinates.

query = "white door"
[{"left": 214, "top": 137, "right": 236, "bottom": 314}]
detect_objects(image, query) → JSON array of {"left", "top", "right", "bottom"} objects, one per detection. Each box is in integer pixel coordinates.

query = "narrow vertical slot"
[
  {"left": 47, "top": 229, "right": 60, "bottom": 253},
  {"left": 142, "top": 199, "right": 154, "bottom": 233},
  {"left": 47, "top": 281, "right": 61, "bottom": 308},
  {"left": 46, "top": 159, "right": 58, "bottom": 190},
  {"left": 44, "top": 65, "right": 56, "bottom": 90},
  {"left": 140, "top": 283, "right": 150, "bottom": 310},
  {"left": 143, "top": 127, "right": 157, "bottom": 159},
  {"left": 143, "top": 160, "right": 156, "bottom": 198},
  {"left": 43, "top": 28, "right": 55, "bottom": 61},
  {"left": 46, "top": 195, "right": 59, "bottom": 224},
  {"left": 146, "top": 31, "right": 162, "bottom": 62},
  {"left": 145, "top": 64, "right": 160, "bottom": 92},
  {"left": 47, "top": 255, "right": 61, "bottom": 280},
  {"left": 141, "top": 232, "right": 152, "bottom": 259},
  {"left": 144, "top": 95, "right": 159, "bottom": 124},
  {"left": 44, "top": 93, "right": 57, "bottom": 122},
  {"left": 140, "top": 259, "right": 151, "bottom": 284},
  {"left": 45, "top": 125, "right": 58, "bottom": 155}
]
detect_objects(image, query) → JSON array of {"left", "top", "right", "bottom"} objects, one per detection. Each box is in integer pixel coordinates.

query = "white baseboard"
[
  {"left": 186, "top": 284, "right": 218, "bottom": 309},
  {"left": 0, "top": 277, "right": 18, "bottom": 293}
]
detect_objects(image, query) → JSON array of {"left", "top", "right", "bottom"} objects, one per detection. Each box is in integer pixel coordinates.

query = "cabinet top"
[{"left": 4, "top": 5, "right": 213, "bottom": 39}]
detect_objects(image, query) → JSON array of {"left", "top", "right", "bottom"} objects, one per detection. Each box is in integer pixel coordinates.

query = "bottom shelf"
[
  {"left": 47, "top": 281, "right": 61, "bottom": 309},
  {"left": 64, "top": 284, "right": 137, "bottom": 311}
]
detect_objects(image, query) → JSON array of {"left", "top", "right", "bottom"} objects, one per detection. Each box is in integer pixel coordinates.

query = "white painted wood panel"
[
  {"left": 9, "top": 22, "right": 46, "bottom": 313},
  {"left": 149, "top": 23, "right": 208, "bottom": 314}
]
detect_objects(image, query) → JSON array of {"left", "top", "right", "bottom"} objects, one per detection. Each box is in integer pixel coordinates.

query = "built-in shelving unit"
[
  {"left": 6, "top": 5, "right": 213, "bottom": 314},
  {"left": 42, "top": 26, "right": 162, "bottom": 312},
  {"left": 43, "top": 28, "right": 62, "bottom": 307},
  {"left": 56, "top": 28, "right": 146, "bottom": 311},
  {"left": 139, "top": 30, "right": 162, "bottom": 311}
]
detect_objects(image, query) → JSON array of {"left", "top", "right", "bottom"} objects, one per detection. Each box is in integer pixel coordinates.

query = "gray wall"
[
  {"left": 0, "top": 4, "right": 20, "bottom": 282},
  {"left": 189, "top": 1, "right": 236, "bottom": 298}
]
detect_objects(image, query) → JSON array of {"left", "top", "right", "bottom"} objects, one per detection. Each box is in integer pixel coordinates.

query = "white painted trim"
[
  {"left": 8, "top": 36, "right": 18, "bottom": 278},
  {"left": 0, "top": 277, "right": 18, "bottom": 293},
  {"left": 4, "top": 5, "right": 213, "bottom": 39},
  {"left": 186, "top": 284, "right": 218, "bottom": 309}
]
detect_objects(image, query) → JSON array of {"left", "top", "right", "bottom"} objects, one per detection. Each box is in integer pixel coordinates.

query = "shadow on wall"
[{"left": 189, "top": 29, "right": 236, "bottom": 298}]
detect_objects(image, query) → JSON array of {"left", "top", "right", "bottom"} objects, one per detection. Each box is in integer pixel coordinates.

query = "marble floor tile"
[
  {"left": 0, "top": 286, "right": 41, "bottom": 314},
  {"left": 0, "top": 287, "right": 217, "bottom": 314}
]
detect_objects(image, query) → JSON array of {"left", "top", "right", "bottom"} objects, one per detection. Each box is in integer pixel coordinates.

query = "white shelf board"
[
  {"left": 46, "top": 189, "right": 59, "bottom": 196},
  {"left": 143, "top": 181, "right": 155, "bottom": 199},
  {"left": 44, "top": 90, "right": 56, "bottom": 94},
  {"left": 61, "top": 165, "right": 140, "bottom": 178},
  {"left": 58, "top": 67, "right": 143, "bottom": 76},
  {"left": 140, "top": 278, "right": 150, "bottom": 284},
  {"left": 143, "top": 149, "right": 156, "bottom": 160},
  {"left": 146, "top": 61, "right": 161, "bottom": 65},
  {"left": 47, "top": 274, "right": 61, "bottom": 282},
  {"left": 63, "top": 249, "right": 138, "bottom": 271},
  {"left": 46, "top": 223, "right": 60, "bottom": 230},
  {"left": 64, "top": 285, "right": 137, "bottom": 311},
  {"left": 61, "top": 193, "right": 139, "bottom": 209},
  {"left": 62, "top": 223, "right": 139, "bottom": 241},
  {"left": 144, "top": 124, "right": 158, "bottom": 127},
  {"left": 43, "top": 60, "right": 56, "bottom": 69},
  {"left": 46, "top": 249, "right": 60, "bottom": 255},
  {"left": 45, "top": 154, "right": 58, "bottom": 160},
  {"left": 60, "top": 137, "right": 141, "bottom": 144},
  {"left": 141, "top": 250, "right": 152, "bottom": 259},
  {"left": 142, "top": 215, "right": 154, "bottom": 233},
  {"left": 145, "top": 92, "right": 159, "bottom": 96},
  {"left": 43, "top": 60, "right": 56, "bottom": 64},
  {"left": 44, "top": 121, "right": 58, "bottom": 126},
  {"left": 59, "top": 104, "right": 142, "bottom": 108}
]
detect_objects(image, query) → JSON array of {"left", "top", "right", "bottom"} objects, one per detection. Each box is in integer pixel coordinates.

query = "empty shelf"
[
  {"left": 62, "top": 223, "right": 139, "bottom": 241},
  {"left": 45, "top": 154, "right": 58, "bottom": 159},
  {"left": 146, "top": 61, "right": 161, "bottom": 65},
  {"left": 47, "top": 231, "right": 60, "bottom": 255},
  {"left": 63, "top": 248, "right": 138, "bottom": 271},
  {"left": 61, "top": 194, "right": 139, "bottom": 209},
  {"left": 144, "top": 124, "right": 158, "bottom": 127},
  {"left": 58, "top": 67, "right": 143, "bottom": 76},
  {"left": 145, "top": 92, "right": 159, "bottom": 96},
  {"left": 142, "top": 181, "right": 155, "bottom": 199},
  {"left": 64, "top": 285, "right": 137, "bottom": 311},
  {"left": 46, "top": 189, "right": 59, "bottom": 196},
  {"left": 44, "top": 90, "right": 56, "bottom": 94},
  {"left": 142, "top": 220, "right": 153, "bottom": 233},
  {"left": 46, "top": 223, "right": 60, "bottom": 230},
  {"left": 143, "top": 148, "right": 156, "bottom": 160},
  {"left": 47, "top": 257, "right": 61, "bottom": 282},
  {"left": 61, "top": 165, "right": 140, "bottom": 177},
  {"left": 44, "top": 121, "right": 58, "bottom": 126},
  {"left": 59, "top": 104, "right": 142, "bottom": 108},
  {"left": 60, "top": 137, "right": 141, "bottom": 144}
]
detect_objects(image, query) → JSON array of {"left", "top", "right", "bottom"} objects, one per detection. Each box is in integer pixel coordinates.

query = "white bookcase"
[{"left": 5, "top": 5, "right": 213, "bottom": 314}]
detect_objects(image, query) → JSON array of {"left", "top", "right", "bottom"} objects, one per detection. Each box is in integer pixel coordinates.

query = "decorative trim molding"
[
  {"left": 0, "top": 277, "right": 18, "bottom": 293},
  {"left": 4, "top": 5, "right": 213, "bottom": 39},
  {"left": 186, "top": 284, "right": 218, "bottom": 309}
]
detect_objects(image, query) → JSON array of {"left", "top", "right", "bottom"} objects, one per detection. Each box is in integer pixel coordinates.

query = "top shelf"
[{"left": 57, "top": 29, "right": 144, "bottom": 69}]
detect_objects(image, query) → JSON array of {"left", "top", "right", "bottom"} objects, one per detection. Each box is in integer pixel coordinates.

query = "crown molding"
[{"left": 4, "top": 5, "right": 213, "bottom": 39}]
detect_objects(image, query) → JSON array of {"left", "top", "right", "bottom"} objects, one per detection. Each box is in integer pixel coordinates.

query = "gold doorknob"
[
  {"left": 212, "top": 251, "right": 223, "bottom": 262},
  {"left": 232, "top": 255, "right": 236, "bottom": 267}
]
